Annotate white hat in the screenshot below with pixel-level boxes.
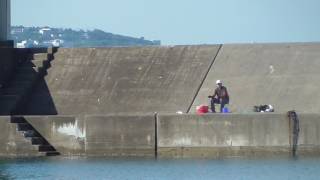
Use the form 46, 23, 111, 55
216, 80, 222, 84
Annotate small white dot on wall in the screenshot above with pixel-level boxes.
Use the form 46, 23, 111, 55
269, 65, 275, 74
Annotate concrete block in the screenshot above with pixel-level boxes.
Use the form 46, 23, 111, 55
298, 114, 320, 146
157, 113, 291, 158
85, 115, 155, 157
26, 116, 85, 156
27, 115, 155, 156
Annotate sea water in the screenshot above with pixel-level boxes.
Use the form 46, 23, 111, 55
0, 157, 320, 180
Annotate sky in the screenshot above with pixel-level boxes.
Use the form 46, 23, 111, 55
11, 0, 320, 45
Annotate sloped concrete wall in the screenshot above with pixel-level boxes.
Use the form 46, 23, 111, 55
0, 117, 39, 156
192, 43, 320, 113
24, 45, 220, 115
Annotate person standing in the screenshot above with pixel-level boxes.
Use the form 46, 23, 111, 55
208, 80, 229, 113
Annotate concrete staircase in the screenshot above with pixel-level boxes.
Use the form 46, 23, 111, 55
10, 116, 60, 156
0, 48, 56, 115
0, 47, 60, 156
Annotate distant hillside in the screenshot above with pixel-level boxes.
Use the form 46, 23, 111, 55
11, 26, 161, 48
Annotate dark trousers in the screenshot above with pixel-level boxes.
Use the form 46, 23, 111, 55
210, 98, 229, 113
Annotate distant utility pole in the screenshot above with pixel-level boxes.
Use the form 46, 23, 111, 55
0, 0, 11, 41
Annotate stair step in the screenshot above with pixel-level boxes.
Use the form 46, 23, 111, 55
16, 67, 40, 74
20, 60, 48, 68
0, 95, 19, 115
48, 47, 58, 54
13, 73, 38, 81
0, 87, 27, 95
19, 61, 34, 67
32, 53, 49, 61
17, 123, 33, 131
23, 130, 41, 138
9, 81, 33, 89
31, 137, 47, 145
29, 48, 48, 54
32, 60, 48, 68
46, 152, 60, 156
10, 116, 27, 123
39, 145, 56, 152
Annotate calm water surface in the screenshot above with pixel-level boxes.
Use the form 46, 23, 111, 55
0, 157, 320, 180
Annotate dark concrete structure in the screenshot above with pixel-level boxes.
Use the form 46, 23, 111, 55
0, 0, 11, 46
0, 48, 15, 86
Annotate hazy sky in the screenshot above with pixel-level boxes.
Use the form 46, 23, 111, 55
12, 0, 320, 45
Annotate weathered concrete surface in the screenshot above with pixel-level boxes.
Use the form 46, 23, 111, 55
157, 114, 291, 158
27, 115, 155, 156
297, 114, 320, 155
0, 117, 40, 157
24, 45, 220, 115
84, 115, 155, 156
26, 116, 85, 155
192, 43, 320, 113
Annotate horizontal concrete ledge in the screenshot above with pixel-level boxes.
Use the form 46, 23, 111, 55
158, 146, 292, 158
1, 113, 320, 158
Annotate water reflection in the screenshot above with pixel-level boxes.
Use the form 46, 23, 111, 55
0, 160, 14, 180
0, 157, 319, 180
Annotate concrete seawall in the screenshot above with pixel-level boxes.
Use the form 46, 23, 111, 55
1, 113, 320, 158
1, 43, 320, 158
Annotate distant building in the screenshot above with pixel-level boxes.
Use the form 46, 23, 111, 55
11, 26, 24, 34
39, 28, 51, 34
16, 40, 27, 48
42, 39, 64, 47
51, 39, 64, 47
152, 40, 161, 45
